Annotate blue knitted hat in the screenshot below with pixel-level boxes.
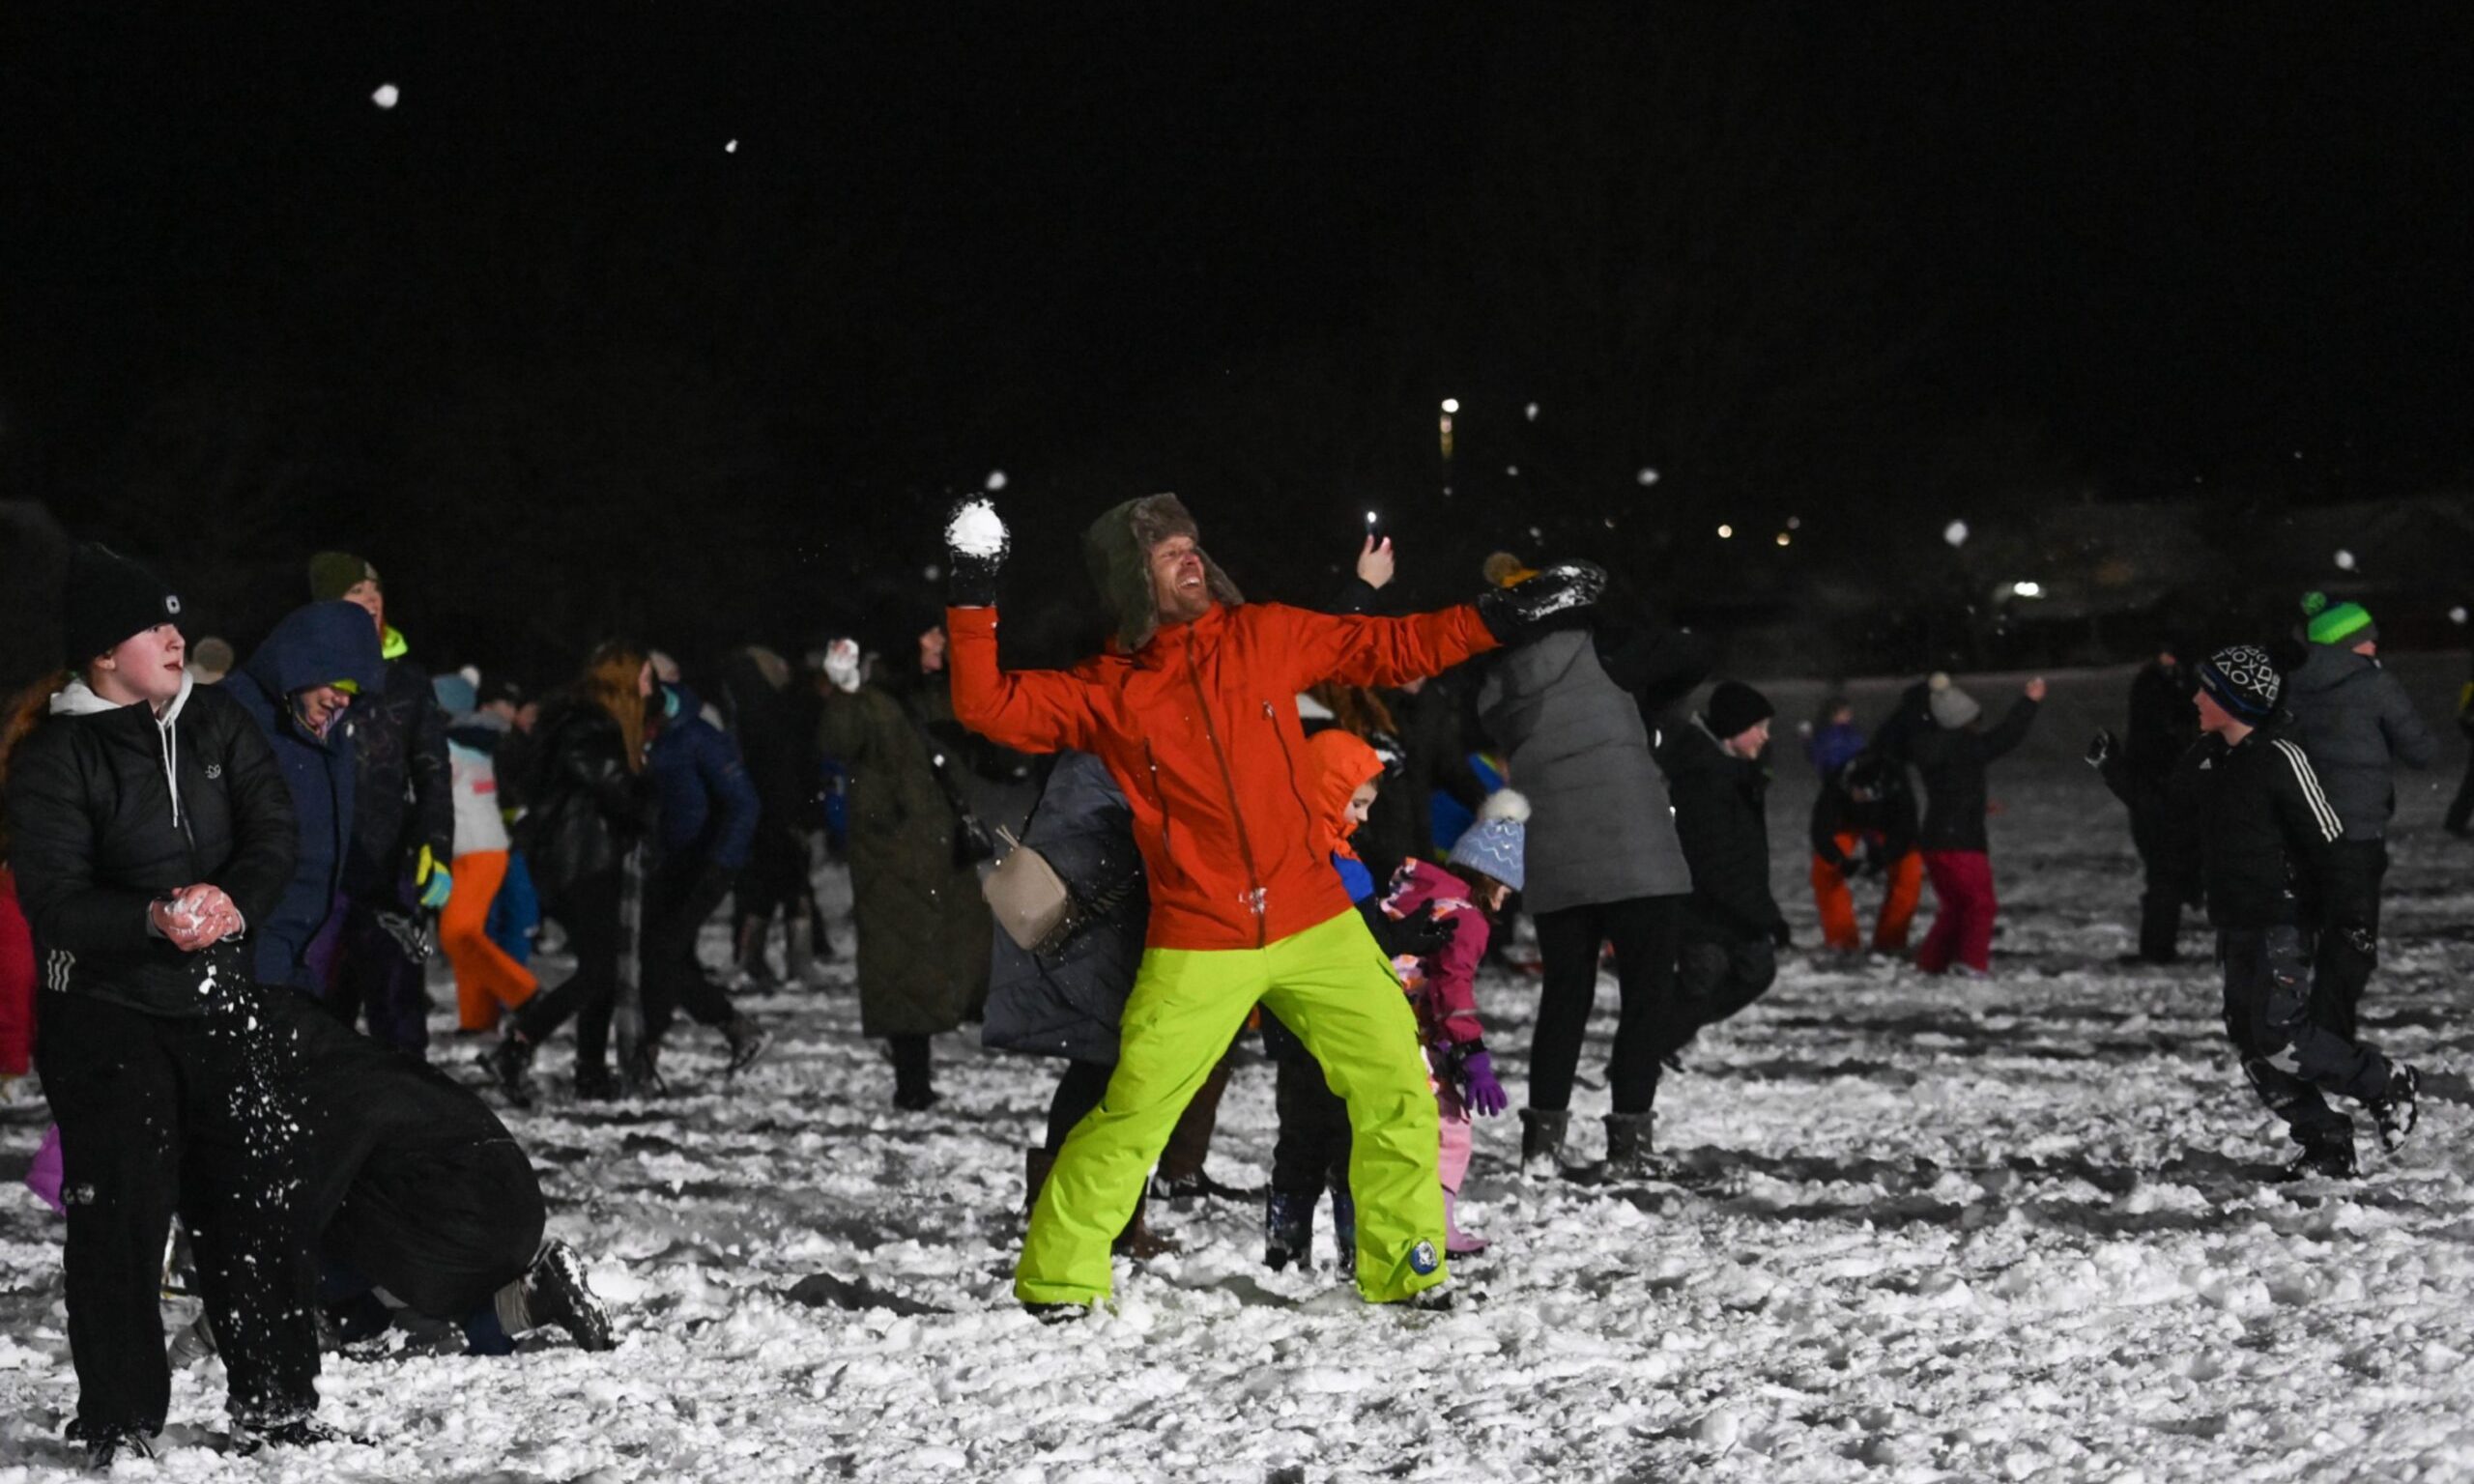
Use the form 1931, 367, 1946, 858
1447, 789, 1530, 893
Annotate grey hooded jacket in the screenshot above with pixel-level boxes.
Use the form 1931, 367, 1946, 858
1476, 627, 1691, 913
2283, 643, 2438, 839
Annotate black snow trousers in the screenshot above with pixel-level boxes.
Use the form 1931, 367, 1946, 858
1530, 894, 1684, 1116
2307, 840, 2387, 1042
1043, 1058, 1115, 1153
1663, 928, 1778, 1064
2128, 795, 2197, 962
323, 1140, 544, 1318
1264, 1008, 1351, 1200
512, 870, 626, 1080
641, 858, 739, 1046
36, 978, 321, 1434
2220, 926, 2394, 1144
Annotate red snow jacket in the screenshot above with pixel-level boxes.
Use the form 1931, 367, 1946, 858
949, 600, 1497, 952
0, 869, 34, 1076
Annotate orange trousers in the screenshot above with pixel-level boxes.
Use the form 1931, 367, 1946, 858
1811, 834, 1923, 953
440, 849, 537, 1030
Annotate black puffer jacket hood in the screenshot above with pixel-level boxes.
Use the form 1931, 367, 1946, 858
1081, 494, 1244, 654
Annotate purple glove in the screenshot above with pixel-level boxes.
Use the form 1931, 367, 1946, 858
27, 1124, 65, 1215
1456, 1049, 1508, 1118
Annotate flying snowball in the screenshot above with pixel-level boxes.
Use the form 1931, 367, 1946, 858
985, 470, 1008, 492
1524, 402, 1539, 421
1506, 466, 1519, 477
945, 499, 1009, 558
2452, 606, 2469, 625
1944, 520, 1970, 548
2333, 549, 2356, 571
725, 139, 738, 154
1636, 468, 1659, 487
371, 84, 400, 109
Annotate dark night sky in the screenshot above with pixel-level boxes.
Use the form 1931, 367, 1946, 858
5, 5, 2468, 669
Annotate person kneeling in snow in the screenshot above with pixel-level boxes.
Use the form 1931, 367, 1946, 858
942, 493, 1600, 1314
2175, 645, 2420, 1180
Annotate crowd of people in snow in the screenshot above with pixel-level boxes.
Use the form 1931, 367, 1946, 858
0, 503, 2468, 1464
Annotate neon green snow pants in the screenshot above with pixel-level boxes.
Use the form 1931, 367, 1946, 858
1016, 907, 1448, 1306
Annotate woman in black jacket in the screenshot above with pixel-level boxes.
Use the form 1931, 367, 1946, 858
1, 545, 330, 1465
487, 642, 654, 1102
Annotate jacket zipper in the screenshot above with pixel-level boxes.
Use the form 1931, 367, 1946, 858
1142, 741, 1172, 858
1267, 702, 1319, 845
1185, 632, 1268, 946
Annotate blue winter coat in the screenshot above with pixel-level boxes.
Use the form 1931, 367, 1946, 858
225, 601, 387, 990
981, 753, 1149, 1066
648, 683, 760, 870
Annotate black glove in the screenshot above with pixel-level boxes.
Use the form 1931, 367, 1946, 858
1838, 851, 1872, 880
1474, 561, 1608, 643
943, 499, 1009, 609
1769, 919, 1793, 950
2085, 729, 2117, 770
2339, 925, 2378, 963
1369, 904, 1457, 959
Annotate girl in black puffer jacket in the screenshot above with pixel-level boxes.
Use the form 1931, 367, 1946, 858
1, 545, 331, 1465
488, 642, 655, 1102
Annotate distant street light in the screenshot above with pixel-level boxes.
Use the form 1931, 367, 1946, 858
1716, 525, 1734, 539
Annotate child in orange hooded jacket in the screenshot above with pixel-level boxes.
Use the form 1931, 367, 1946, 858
1302, 731, 1521, 1257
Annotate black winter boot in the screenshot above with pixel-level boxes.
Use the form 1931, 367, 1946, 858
1603, 1112, 1657, 1177
2279, 1126, 2360, 1182
1329, 1185, 1357, 1278
2371, 1063, 2421, 1154
1264, 1189, 1314, 1270
522, 1239, 616, 1351
1518, 1108, 1570, 1176
484, 1033, 535, 1107
1023, 1147, 1056, 1220
1112, 1185, 1181, 1260
722, 1016, 773, 1075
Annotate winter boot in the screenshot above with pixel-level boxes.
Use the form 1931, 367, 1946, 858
1264, 1189, 1315, 1270
67, 1419, 158, 1469
231, 1415, 360, 1453
1023, 1147, 1056, 1220
1151, 1167, 1263, 1204
1112, 1185, 1181, 1260
1517, 1108, 1570, 1177
1443, 1190, 1489, 1257
572, 1063, 618, 1102
722, 1015, 773, 1075
484, 1033, 536, 1108
619, 1041, 666, 1099
733, 915, 779, 991
1330, 1184, 1358, 1278
1602, 1112, 1658, 1178
2371, 1063, 2421, 1153
2278, 1126, 2360, 1182
786, 914, 833, 986
519, 1239, 616, 1351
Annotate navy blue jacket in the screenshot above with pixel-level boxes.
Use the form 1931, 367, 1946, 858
649, 683, 760, 871
225, 601, 387, 989
981, 752, 1149, 1066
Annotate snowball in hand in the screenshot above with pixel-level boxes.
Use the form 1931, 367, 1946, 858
945, 499, 1009, 559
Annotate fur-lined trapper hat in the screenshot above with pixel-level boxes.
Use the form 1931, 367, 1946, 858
1082, 494, 1245, 653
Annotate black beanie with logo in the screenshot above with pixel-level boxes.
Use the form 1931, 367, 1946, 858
63, 543, 183, 667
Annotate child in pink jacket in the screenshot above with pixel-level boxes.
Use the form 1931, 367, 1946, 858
1379, 789, 1527, 1255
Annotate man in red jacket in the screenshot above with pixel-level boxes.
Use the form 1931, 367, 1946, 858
942, 493, 1598, 1312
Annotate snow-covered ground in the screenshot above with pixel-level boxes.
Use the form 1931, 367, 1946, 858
3, 662, 2470, 1481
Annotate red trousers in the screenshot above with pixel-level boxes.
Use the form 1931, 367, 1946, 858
1914, 849, 1997, 975
1809, 835, 1923, 953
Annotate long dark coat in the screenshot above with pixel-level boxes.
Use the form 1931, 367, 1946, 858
817, 673, 991, 1038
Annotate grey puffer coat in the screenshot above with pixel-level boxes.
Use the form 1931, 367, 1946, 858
1476, 627, 1691, 914
2284, 644, 2438, 840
